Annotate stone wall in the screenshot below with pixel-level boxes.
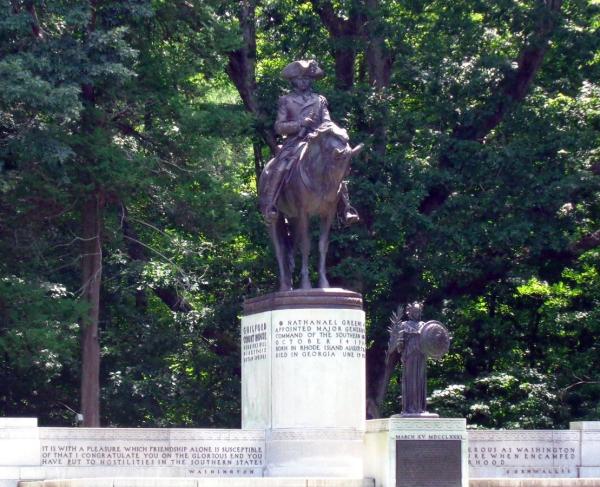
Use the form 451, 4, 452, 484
468, 422, 600, 478
470, 481, 600, 487
0, 419, 265, 487
2, 419, 599, 487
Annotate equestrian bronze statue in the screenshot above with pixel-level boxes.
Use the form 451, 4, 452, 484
259, 60, 363, 291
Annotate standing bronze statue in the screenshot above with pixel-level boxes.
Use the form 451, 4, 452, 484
386, 302, 451, 417
259, 60, 363, 291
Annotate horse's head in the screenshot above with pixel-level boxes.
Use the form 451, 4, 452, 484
310, 123, 363, 168
300, 124, 363, 196
334, 142, 364, 161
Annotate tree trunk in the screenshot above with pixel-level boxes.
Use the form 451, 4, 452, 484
310, 0, 360, 91
226, 0, 278, 158
364, 0, 393, 160
333, 43, 356, 91
80, 192, 103, 427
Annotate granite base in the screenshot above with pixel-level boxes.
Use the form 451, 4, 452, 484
364, 417, 469, 487
242, 289, 366, 477
17, 479, 374, 487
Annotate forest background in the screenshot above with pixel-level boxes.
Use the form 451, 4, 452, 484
0, 0, 599, 429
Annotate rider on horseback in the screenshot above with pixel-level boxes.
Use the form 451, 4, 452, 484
259, 60, 360, 226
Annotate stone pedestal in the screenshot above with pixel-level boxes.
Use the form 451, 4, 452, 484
364, 417, 468, 487
570, 422, 600, 478
19, 479, 375, 487
0, 418, 40, 487
241, 289, 366, 477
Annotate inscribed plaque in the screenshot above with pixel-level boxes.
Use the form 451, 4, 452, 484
396, 439, 461, 487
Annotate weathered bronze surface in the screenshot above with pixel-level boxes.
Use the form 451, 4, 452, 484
258, 60, 363, 291
387, 302, 451, 417
396, 439, 462, 486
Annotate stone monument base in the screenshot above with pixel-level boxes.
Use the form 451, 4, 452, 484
391, 412, 439, 419
264, 428, 364, 477
18, 479, 375, 487
241, 288, 366, 477
364, 417, 468, 487
469, 481, 600, 487
4, 419, 600, 486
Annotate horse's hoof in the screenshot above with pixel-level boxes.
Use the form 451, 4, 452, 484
318, 278, 330, 288
301, 280, 312, 290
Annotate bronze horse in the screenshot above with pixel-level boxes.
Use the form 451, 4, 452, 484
261, 124, 363, 291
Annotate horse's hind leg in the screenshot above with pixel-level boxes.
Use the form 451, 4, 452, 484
295, 212, 311, 289
270, 215, 292, 291
318, 211, 335, 288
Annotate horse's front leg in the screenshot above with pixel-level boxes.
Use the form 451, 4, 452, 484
296, 212, 311, 289
318, 210, 335, 288
270, 215, 292, 291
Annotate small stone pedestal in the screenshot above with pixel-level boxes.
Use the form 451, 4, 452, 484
241, 289, 366, 477
364, 417, 468, 487
570, 421, 600, 478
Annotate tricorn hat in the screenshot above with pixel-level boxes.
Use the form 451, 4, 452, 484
281, 60, 325, 80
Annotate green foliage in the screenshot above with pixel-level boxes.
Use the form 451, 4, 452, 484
0, 276, 83, 424
423, 250, 600, 427
429, 369, 562, 429
0, 0, 247, 425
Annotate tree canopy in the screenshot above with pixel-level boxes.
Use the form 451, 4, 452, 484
1, 0, 599, 428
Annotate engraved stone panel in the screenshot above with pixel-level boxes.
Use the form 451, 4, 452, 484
241, 311, 271, 429
241, 292, 366, 477
396, 440, 461, 487
241, 301, 366, 431
468, 430, 580, 478
270, 307, 365, 429
37, 429, 265, 478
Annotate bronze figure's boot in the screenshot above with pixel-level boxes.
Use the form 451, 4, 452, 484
339, 181, 359, 225
261, 167, 285, 224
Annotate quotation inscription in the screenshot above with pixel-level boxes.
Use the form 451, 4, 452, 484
468, 443, 578, 477
40, 441, 264, 476
274, 318, 365, 359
